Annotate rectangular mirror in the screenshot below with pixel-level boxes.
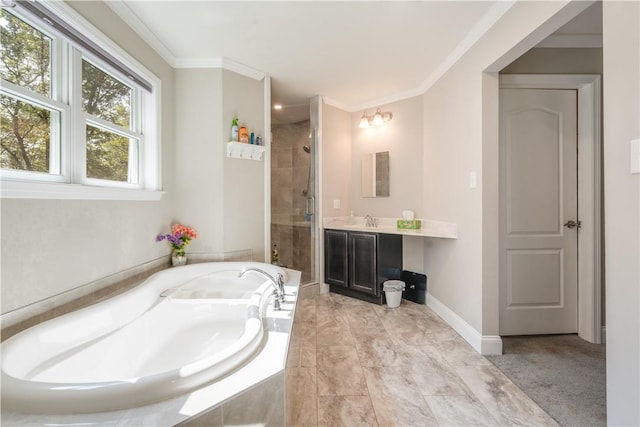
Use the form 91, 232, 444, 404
362, 151, 389, 197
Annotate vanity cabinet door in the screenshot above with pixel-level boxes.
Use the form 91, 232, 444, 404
349, 232, 378, 295
324, 230, 348, 288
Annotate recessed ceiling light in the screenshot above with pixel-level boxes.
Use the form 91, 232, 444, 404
273, 104, 283, 110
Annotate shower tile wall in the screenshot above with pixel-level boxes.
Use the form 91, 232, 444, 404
271, 120, 312, 283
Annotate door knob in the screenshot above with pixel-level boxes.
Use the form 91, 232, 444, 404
564, 220, 581, 229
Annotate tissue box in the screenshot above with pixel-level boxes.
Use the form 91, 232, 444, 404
397, 219, 421, 230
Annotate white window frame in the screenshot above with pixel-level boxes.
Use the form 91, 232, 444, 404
0, 1, 162, 201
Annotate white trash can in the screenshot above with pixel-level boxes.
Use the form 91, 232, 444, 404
383, 280, 405, 308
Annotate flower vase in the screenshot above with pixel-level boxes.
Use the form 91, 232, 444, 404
171, 253, 187, 267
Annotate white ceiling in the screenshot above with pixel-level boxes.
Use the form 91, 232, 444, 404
108, 1, 510, 113
107, 1, 601, 123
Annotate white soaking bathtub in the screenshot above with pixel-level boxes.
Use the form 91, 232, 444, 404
1, 262, 287, 414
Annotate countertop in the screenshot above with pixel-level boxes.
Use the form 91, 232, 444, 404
323, 217, 458, 239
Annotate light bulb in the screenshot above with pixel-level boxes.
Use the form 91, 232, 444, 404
359, 113, 370, 129
372, 109, 384, 126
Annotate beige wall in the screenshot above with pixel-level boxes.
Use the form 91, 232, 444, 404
222, 70, 267, 261
1, 1, 175, 314
174, 68, 224, 254
602, 1, 640, 424
350, 96, 424, 219
321, 103, 352, 218
174, 69, 267, 262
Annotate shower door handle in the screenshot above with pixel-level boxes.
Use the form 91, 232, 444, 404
305, 197, 315, 217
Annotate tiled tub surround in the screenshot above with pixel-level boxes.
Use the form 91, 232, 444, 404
286, 293, 558, 426
1, 264, 301, 426
1, 257, 169, 341
1, 249, 253, 341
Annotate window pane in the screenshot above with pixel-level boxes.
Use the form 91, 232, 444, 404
86, 125, 134, 182
0, 10, 51, 97
1, 94, 57, 173
82, 60, 131, 129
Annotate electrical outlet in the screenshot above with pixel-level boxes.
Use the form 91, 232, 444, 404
333, 199, 341, 209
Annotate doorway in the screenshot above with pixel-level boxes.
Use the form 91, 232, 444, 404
498, 74, 602, 343
499, 87, 579, 335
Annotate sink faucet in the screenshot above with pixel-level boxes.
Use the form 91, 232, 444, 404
365, 214, 378, 227
238, 267, 285, 309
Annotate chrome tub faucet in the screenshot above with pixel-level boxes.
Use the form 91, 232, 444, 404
238, 267, 285, 309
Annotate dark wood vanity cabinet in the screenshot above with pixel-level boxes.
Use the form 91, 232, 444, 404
324, 229, 349, 288
349, 232, 378, 295
324, 229, 402, 304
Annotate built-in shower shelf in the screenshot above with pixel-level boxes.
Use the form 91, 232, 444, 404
227, 142, 265, 161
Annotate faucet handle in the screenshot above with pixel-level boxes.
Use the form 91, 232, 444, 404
276, 273, 286, 301
272, 291, 281, 310
364, 214, 377, 227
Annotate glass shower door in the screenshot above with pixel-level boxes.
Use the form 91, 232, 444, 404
270, 108, 318, 285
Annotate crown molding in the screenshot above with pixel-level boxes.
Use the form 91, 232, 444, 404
107, 0, 516, 112
172, 58, 223, 69
335, 1, 516, 113
536, 34, 602, 48
220, 57, 267, 80
321, 97, 351, 112
106, 2, 266, 80
347, 86, 426, 113
173, 57, 266, 80
106, 1, 178, 67
417, 1, 515, 95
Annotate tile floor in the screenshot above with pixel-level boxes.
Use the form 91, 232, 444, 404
285, 292, 559, 426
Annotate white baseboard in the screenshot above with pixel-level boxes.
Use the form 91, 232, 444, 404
480, 336, 503, 355
298, 283, 320, 299
426, 293, 502, 355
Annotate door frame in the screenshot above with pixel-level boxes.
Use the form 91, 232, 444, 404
499, 74, 602, 344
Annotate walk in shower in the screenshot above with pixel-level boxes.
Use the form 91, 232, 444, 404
270, 106, 317, 284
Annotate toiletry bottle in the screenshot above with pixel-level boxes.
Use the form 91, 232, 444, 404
231, 118, 239, 142
271, 244, 279, 264
239, 126, 249, 143
348, 211, 355, 224
250, 132, 255, 145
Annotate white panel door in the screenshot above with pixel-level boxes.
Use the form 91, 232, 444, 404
499, 88, 578, 335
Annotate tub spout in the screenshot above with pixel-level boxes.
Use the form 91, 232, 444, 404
238, 267, 285, 306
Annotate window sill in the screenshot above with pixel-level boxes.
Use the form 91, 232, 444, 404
0, 180, 165, 201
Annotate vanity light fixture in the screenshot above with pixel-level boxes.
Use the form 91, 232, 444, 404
273, 104, 283, 110
359, 108, 393, 128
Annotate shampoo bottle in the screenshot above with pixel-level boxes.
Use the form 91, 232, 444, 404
231, 118, 239, 142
